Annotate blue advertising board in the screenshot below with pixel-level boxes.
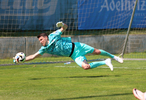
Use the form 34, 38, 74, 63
78, 0, 146, 30
0, 0, 146, 30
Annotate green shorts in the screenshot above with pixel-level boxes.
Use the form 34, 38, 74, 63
71, 42, 94, 67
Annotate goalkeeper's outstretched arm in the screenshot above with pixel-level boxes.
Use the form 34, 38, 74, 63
13, 52, 41, 63
25, 52, 41, 62
56, 21, 68, 33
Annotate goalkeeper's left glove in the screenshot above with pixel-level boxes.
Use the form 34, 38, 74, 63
13, 56, 19, 64
56, 21, 64, 28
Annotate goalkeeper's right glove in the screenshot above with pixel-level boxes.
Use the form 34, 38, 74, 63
56, 21, 64, 28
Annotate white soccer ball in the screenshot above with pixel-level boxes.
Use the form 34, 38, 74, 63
15, 52, 26, 62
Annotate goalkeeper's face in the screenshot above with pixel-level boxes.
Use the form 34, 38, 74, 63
38, 36, 48, 46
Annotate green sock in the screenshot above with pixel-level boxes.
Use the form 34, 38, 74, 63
89, 61, 105, 69
99, 49, 114, 58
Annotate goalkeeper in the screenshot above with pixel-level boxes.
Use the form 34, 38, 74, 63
14, 22, 123, 71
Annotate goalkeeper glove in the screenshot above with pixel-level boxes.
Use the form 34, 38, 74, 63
56, 21, 64, 28
13, 56, 19, 64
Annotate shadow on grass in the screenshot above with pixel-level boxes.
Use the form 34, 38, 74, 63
29, 74, 131, 80
64, 74, 121, 78
48, 93, 132, 100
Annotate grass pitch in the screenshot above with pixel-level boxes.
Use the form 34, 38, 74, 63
0, 60, 146, 100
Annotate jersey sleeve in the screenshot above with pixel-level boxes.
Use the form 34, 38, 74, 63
55, 29, 62, 35
50, 29, 62, 37
49, 29, 62, 44
38, 46, 47, 55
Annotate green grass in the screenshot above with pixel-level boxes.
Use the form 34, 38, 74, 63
0, 60, 146, 100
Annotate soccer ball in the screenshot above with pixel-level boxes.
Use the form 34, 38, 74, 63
15, 52, 26, 62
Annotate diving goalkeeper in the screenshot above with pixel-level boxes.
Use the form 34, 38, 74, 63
14, 22, 123, 71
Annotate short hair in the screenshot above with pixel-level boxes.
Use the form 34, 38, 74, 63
37, 33, 48, 38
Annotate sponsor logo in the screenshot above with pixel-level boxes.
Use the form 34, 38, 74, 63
0, 0, 58, 16
99, 0, 146, 12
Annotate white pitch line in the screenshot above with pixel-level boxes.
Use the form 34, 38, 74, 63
55, 66, 146, 69
55, 66, 78, 67
100, 67, 146, 69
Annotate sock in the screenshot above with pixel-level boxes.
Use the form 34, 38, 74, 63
113, 56, 119, 60
89, 61, 105, 69
99, 49, 114, 58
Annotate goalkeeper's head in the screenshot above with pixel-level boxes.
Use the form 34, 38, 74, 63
37, 33, 48, 46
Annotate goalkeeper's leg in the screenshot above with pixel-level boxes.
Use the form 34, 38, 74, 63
92, 48, 123, 63
74, 56, 113, 71
89, 58, 113, 71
